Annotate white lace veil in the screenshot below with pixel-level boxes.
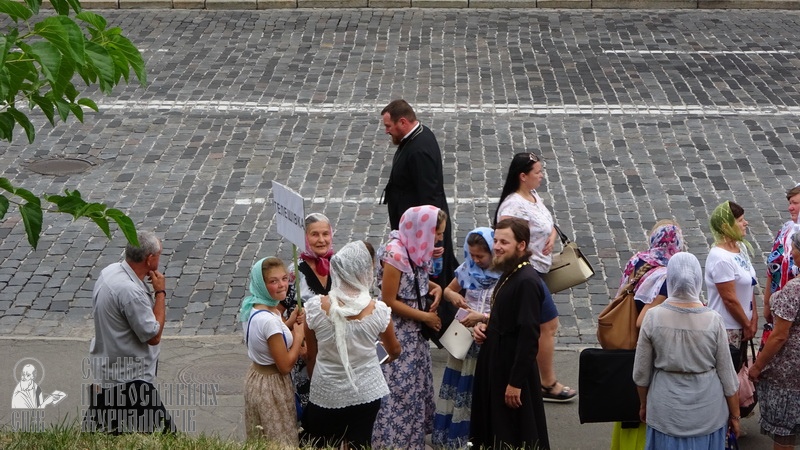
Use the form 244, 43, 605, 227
328, 241, 374, 392
666, 252, 703, 303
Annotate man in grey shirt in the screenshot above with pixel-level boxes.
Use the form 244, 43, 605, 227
83, 231, 173, 434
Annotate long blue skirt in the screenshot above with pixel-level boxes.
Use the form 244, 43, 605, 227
644, 425, 726, 450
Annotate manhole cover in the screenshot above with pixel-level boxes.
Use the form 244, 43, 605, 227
176, 354, 250, 396
27, 158, 94, 175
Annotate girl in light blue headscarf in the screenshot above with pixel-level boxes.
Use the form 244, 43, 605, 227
240, 257, 305, 445
433, 227, 501, 448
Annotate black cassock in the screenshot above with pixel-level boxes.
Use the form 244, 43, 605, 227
470, 264, 550, 450
383, 123, 458, 289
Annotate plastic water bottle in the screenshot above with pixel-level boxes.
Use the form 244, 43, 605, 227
431, 241, 444, 277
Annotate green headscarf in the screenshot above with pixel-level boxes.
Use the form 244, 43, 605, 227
709, 201, 754, 256
238, 257, 280, 322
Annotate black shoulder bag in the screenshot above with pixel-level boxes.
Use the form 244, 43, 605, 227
406, 248, 443, 348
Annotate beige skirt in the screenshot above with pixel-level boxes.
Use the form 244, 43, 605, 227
244, 363, 299, 447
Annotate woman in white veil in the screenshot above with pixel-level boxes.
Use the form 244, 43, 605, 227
633, 252, 740, 449
302, 241, 401, 449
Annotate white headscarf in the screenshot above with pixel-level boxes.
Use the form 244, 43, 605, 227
328, 241, 373, 392
666, 252, 703, 303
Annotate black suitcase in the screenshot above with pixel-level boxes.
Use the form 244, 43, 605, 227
578, 348, 641, 424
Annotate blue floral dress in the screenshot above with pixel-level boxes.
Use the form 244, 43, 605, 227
372, 263, 435, 450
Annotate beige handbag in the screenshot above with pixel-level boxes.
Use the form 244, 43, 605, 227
540, 226, 595, 294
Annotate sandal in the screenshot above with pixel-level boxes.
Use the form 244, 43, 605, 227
541, 381, 577, 403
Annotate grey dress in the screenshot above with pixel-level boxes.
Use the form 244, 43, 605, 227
633, 301, 739, 437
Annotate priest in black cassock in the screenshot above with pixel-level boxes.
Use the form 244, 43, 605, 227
470, 217, 550, 450
380, 99, 459, 340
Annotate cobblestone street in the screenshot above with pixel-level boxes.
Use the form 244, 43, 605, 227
2, 9, 800, 346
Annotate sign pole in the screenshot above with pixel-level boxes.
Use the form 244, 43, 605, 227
293, 244, 301, 310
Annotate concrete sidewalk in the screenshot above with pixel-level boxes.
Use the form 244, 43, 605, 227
0, 337, 769, 449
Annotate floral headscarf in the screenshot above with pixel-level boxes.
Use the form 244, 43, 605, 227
300, 213, 334, 277
454, 227, 501, 290
383, 205, 440, 274
239, 257, 280, 322
621, 222, 685, 281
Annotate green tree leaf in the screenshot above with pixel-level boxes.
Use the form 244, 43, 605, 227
14, 187, 41, 206
20, 202, 43, 249
0, 0, 33, 21
107, 208, 138, 246
77, 97, 98, 111
76, 10, 105, 31
54, 15, 86, 65
0, 30, 17, 68
31, 93, 56, 125
107, 34, 146, 85
0, 194, 8, 220
0, 178, 13, 192
8, 107, 35, 144
46, 191, 86, 217
5, 53, 38, 99
0, 112, 14, 141
34, 17, 74, 64
76, 201, 105, 218
48, 0, 69, 15
64, 0, 81, 14
90, 215, 110, 238
54, 97, 70, 121
24, 0, 41, 15
28, 41, 62, 87
84, 41, 115, 93
69, 102, 83, 122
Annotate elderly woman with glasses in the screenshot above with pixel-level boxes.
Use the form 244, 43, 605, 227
765, 184, 800, 324
494, 152, 576, 403
749, 229, 800, 450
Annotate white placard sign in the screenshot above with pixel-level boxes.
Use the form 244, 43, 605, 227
271, 181, 306, 249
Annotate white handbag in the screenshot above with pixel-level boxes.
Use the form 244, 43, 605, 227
440, 289, 489, 360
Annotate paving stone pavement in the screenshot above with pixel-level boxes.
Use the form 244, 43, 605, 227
2, 9, 800, 347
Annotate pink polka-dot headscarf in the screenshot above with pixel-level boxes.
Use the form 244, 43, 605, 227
383, 205, 441, 274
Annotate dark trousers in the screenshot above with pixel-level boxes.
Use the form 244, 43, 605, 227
83, 380, 175, 434
302, 399, 381, 449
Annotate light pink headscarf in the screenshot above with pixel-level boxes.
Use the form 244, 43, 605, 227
383, 205, 440, 274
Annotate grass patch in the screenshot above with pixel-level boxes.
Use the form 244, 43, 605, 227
0, 424, 293, 450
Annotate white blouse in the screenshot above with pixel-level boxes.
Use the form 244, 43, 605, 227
497, 191, 555, 273
305, 295, 392, 409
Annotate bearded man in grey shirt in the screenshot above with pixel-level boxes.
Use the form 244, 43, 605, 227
83, 230, 174, 434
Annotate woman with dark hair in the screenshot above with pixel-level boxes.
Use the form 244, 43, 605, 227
749, 231, 800, 450
372, 205, 445, 450
494, 152, 576, 403
765, 184, 800, 323
706, 201, 758, 368
433, 227, 501, 448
